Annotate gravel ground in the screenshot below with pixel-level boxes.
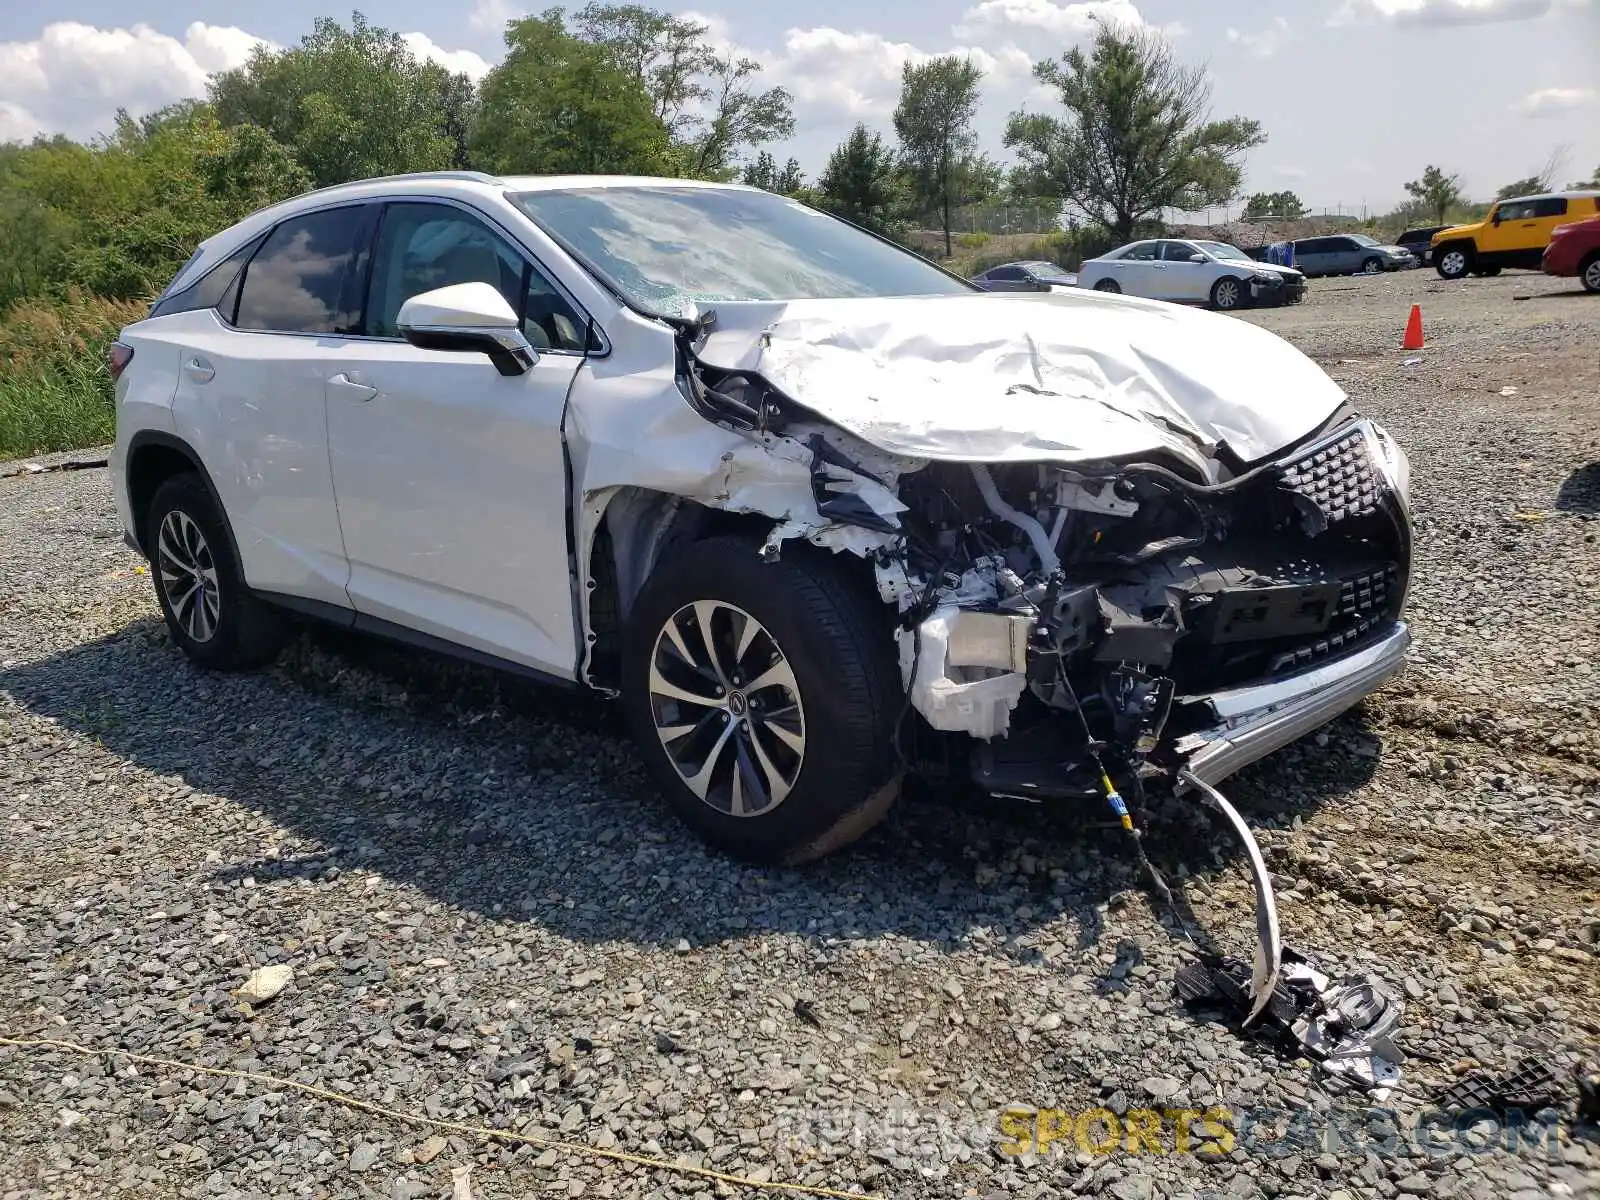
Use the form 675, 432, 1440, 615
2, 268, 1598, 1200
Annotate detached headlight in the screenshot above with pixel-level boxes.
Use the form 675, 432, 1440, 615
1366, 421, 1411, 506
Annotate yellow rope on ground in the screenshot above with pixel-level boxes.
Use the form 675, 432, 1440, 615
0, 1035, 878, 1200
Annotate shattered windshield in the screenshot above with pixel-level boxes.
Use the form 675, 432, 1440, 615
512, 186, 973, 318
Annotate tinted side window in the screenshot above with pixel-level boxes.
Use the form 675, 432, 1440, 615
987, 266, 1024, 281
150, 235, 264, 320
1530, 197, 1568, 218
1121, 243, 1158, 261
367, 202, 587, 352
1296, 238, 1324, 254
235, 207, 366, 334
1160, 241, 1196, 261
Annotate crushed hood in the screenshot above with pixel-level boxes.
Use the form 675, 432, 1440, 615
693, 291, 1347, 470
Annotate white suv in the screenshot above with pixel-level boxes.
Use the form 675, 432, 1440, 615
112, 170, 1415, 870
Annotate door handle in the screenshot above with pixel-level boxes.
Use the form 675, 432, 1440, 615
328, 372, 378, 401
182, 356, 215, 384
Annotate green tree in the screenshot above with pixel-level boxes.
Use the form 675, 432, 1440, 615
1403, 166, 1464, 225
1494, 177, 1542, 201
575, 4, 793, 179
818, 123, 903, 235
471, 10, 671, 175
1569, 165, 1600, 189
209, 12, 461, 187
742, 151, 804, 193
1005, 24, 1264, 241
687, 55, 794, 178
893, 55, 984, 257
0, 105, 309, 305
1244, 190, 1305, 219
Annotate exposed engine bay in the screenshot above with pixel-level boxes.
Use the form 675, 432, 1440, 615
674, 330, 1411, 802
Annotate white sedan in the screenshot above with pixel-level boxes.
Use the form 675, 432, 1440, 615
1077, 238, 1306, 310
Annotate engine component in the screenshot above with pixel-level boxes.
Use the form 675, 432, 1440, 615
898, 606, 1030, 739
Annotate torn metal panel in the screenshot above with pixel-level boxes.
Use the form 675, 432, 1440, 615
692, 292, 1347, 469
1180, 770, 1282, 1027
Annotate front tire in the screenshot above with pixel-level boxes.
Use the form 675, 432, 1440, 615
623, 535, 902, 865
1436, 244, 1473, 280
145, 474, 285, 671
1581, 252, 1600, 294
1210, 276, 1244, 310
1361, 257, 1384, 275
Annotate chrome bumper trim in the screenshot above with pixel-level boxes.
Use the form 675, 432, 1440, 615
1175, 622, 1412, 789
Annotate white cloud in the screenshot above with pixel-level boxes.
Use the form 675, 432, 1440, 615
954, 0, 1146, 39
469, 0, 524, 35
0, 21, 270, 141
1226, 17, 1295, 57
1330, 0, 1568, 25
1517, 86, 1598, 116
401, 33, 494, 81
0, 20, 494, 143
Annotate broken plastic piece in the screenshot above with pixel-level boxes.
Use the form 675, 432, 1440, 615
898, 606, 1029, 739
1434, 1059, 1562, 1116
1179, 770, 1282, 1026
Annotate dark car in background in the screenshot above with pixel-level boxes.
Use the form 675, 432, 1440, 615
1397, 226, 1446, 267
1294, 235, 1413, 277
973, 260, 1077, 292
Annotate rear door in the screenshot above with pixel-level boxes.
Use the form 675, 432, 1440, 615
323, 199, 590, 677
1294, 238, 1328, 276
167, 203, 372, 607
1109, 241, 1161, 296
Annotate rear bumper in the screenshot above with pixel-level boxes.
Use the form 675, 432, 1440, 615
1174, 622, 1412, 788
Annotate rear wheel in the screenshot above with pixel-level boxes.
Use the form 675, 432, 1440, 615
145, 474, 285, 671
1093, 279, 1121, 294
1436, 244, 1473, 280
1581, 253, 1600, 294
1210, 277, 1244, 310
623, 536, 902, 865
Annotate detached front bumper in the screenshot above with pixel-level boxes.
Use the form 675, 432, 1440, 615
1251, 275, 1305, 305
1173, 621, 1412, 788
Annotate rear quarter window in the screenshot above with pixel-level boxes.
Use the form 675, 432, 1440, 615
235, 205, 369, 334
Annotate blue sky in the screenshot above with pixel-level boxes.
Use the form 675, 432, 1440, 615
3, 0, 1598, 213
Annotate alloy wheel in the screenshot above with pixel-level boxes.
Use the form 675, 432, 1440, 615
647, 600, 806, 818
1440, 250, 1467, 278
1584, 259, 1600, 292
1215, 280, 1240, 309
1363, 259, 1383, 274
157, 509, 221, 643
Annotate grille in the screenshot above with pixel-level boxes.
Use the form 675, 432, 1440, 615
1268, 561, 1399, 677
1280, 427, 1381, 524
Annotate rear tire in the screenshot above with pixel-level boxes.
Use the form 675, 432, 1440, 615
1093, 279, 1121, 294
1581, 252, 1600, 294
623, 535, 902, 865
145, 474, 285, 671
1436, 244, 1473, 280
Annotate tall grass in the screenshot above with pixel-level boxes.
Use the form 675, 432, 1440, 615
0, 293, 145, 459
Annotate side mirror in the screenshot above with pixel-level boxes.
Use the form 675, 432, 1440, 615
1188, 253, 1207, 264
398, 282, 536, 377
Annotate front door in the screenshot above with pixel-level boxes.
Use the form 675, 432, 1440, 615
1158, 241, 1209, 301
325, 200, 593, 678
1479, 199, 1547, 265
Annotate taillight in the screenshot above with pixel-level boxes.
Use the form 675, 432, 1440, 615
107, 342, 134, 380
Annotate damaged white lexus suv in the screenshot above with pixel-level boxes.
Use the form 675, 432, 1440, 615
111, 171, 1414, 868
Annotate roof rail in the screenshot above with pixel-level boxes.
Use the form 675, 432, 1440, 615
304, 169, 506, 195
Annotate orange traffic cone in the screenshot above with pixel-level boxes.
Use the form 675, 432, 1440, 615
1402, 304, 1425, 350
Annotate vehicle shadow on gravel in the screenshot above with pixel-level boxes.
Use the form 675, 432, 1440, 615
0, 620, 1383, 964
1556, 463, 1600, 515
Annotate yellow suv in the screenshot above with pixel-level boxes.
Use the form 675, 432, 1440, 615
1432, 190, 1600, 279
